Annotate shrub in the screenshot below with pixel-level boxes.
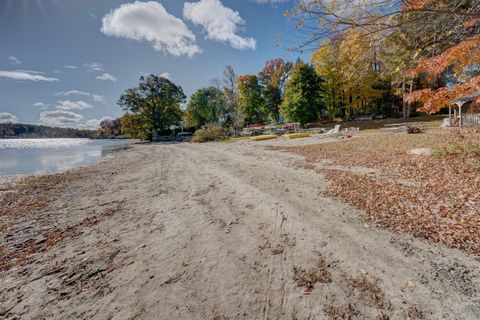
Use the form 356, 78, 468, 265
192, 125, 227, 143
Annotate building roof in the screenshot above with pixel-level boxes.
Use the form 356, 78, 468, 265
452, 91, 480, 104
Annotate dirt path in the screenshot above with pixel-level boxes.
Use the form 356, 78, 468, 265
1, 142, 479, 319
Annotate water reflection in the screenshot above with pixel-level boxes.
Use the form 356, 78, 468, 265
0, 139, 129, 176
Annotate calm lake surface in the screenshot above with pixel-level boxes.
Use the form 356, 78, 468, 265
0, 139, 129, 176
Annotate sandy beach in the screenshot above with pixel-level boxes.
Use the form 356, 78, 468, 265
1, 140, 479, 319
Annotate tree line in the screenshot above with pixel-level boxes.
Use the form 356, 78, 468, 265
291, 0, 480, 116
117, 60, 327, 140
0, 123, 93, 139
116, 0, 480, 140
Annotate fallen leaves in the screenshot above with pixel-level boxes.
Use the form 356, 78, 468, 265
281, 130, 480, 255
293, 258, 332, 295
0, 169, 124, 272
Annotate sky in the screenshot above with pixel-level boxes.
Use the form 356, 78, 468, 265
0, 0, 304, 129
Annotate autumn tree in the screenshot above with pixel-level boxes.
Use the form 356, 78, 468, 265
404, 25, 480, 112
120, 113, 146, 139
118, 74, 185, 141
258, 58, 293, 122
291, 0, 480, 115
311, 42, 343, 117
280, 62, 324, 126
311, 30, 387, 118
237, 75, 265, 124
290, 0, 479, 52
94, 118, 122, 138
184, 87, 226, 129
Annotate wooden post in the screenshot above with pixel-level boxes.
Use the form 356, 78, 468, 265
459, 103, 463, 128
449, 106, 452, 126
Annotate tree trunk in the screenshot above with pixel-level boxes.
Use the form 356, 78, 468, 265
407, 79, 414, 118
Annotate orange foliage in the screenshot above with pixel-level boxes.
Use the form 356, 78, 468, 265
405, 35, 480, 80
464, 18, 479, 28
401, 0, 436, 10
405, 77, 480, 113
237, 74, 258, 89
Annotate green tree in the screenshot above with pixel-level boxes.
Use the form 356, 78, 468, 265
120, 113, 146, 139
258, 58, 293, 122
237, 74, 265, 124
280, 62, 324, 126
118, 74, 185, 141
184, 86, 226, 129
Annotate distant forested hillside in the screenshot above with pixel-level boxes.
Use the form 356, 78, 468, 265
0, 123, 94, 138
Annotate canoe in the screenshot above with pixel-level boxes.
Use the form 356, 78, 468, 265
282, 133, 310, 139
250, 135, 278, 141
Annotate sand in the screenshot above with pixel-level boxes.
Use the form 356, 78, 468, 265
1, 140, 479, 319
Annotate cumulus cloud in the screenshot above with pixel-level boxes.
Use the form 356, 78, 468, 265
101, 1, 201, 57
83, 116, 115, 129
55, 90, 105, 103
0, 112, 18, 123
160, 72, 171, 79
33, 102, 49, 109
0, 70, 59, 82
96, 73, 117, 82
8, 56, 22, 65
183, 0, 256, 50
55, 100, 94, 111
38, 110, 84, 127
84, 62, 105, 72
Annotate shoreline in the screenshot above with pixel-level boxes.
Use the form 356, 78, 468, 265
0, 139, 133, 179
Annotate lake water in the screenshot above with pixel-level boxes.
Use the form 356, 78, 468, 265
0, 139, 130, 176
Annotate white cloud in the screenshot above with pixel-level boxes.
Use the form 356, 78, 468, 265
55, 90, 106, 103
33, 102, 49, 109
0, 112, 18, 123
101, 1, 201, 57
0, 70, 59, 82
8, 56, 22, 65
250, 0, 289, 3
55, 100, 93, 111
64, 65, 78, 69
160, 72, 171, 79
84, 62, 105, 72
183, 0, 256, 50
38, 110, 84, 127
56, 90, 90, 97
96, 73, 117, 82
83, 116, 114, 129
92, 94, 106, 103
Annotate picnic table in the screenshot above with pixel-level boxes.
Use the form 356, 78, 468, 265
381, 122, 426, 134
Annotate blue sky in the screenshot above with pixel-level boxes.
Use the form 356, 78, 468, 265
0, 0, 304, 128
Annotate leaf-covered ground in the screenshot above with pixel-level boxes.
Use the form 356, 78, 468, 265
278, 129, 480, 255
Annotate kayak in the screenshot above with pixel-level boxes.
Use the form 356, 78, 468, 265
282, 133, 310, 139
250, 135, 278, 141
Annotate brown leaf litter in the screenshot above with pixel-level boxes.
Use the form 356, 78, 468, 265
274, 129, 480, 255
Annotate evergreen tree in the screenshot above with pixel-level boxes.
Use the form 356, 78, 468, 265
280, 62, 324, 126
